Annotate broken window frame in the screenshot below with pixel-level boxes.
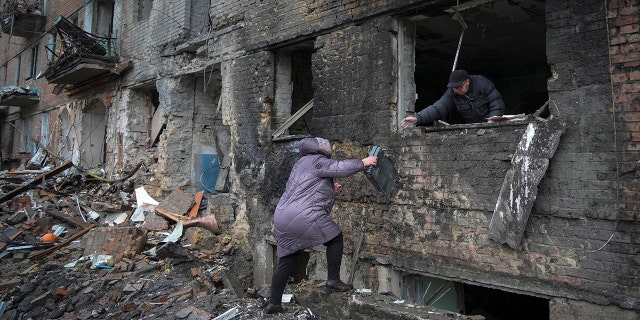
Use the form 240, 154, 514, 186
27, 44, 38, 79
271, 42, 315, 141
84, 0, 115, 39
397, 0, 550, 130
272, 99, 313, 140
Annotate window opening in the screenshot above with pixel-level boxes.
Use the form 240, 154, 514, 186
95, 0, 115, 38
272, 41, 315, 140
13, 55, 21, 85
402, 273, 549, 319
138, 0, 154, 21
400, 0, 549, 126
28, 45, 38, 79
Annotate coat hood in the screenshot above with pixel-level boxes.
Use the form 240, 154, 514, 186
299, 137, 332, 157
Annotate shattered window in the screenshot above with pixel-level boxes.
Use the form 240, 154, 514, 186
272, 41, 315, 140
399, 0, 549, 128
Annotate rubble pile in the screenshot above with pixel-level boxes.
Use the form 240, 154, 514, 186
0, 161, 323, 319
0, 159, 482, 320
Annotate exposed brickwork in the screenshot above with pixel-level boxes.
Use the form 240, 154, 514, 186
608, 0, 640, 223
312, 18, 395, 144
81, 226, 148, 259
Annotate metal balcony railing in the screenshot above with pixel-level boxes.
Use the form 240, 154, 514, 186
0, 0, 46, 38
43, 16, 118, 83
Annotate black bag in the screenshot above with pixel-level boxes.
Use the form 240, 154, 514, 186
364, 146, 398, 197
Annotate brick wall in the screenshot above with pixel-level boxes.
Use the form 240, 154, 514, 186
608, 0, 640, 218
224, 0, 639, 315
312, 18, 396, 144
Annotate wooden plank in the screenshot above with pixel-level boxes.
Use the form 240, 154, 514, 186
0, 161, 73, 205
272, 99, 313, 139
189, 191, 204, 219
29, 224, 95, 261
0, 229, 23, 253
47, 207, 91, 228
155, 207, 184, 222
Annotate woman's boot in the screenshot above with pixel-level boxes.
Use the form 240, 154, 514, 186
325, 279, 354, 294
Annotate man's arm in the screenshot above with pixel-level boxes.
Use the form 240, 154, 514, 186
478, 76, 505, 117
413, 90, 456, 125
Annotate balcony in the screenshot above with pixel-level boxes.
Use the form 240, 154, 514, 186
0, 0, 46, 38
43, 16, 118, 86
0, 86, 39, 107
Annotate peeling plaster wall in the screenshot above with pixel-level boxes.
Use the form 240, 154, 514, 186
104, 89, 154, 176
155, 77, 196, 191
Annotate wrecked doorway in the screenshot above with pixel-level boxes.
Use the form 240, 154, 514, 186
80, 99, 107, 169
400, 0, 549, 124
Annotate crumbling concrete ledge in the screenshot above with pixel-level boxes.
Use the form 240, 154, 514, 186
349, 293, 484, 320
296, 284, 483, 319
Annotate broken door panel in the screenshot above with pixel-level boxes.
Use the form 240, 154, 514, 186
80, 100, 107, 169
489, 117, 567, 249
195, 153, 220, 194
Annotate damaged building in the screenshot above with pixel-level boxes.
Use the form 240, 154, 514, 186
0, 0, 638, 319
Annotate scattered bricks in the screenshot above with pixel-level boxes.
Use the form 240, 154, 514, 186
81, 227, 148, 257
141, 212, 169, 231
9, 196, 31, 212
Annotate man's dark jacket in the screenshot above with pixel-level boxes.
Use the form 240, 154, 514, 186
415, 75, 505, 124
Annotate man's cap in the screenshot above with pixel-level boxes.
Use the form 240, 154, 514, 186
447, 69, 469, 88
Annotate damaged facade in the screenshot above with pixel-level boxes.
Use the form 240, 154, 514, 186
0, 0, 638, 319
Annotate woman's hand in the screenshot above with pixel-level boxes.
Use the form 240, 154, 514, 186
362, 156, 378, 167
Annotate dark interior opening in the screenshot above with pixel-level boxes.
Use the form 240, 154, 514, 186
411, 0, 549, 124
403, 273, 549, 319
463, 283, 549, 320
289, 46, 314, 135
271, 244, 310, 284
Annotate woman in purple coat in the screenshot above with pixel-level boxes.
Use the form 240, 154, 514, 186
264, 137, 378, 314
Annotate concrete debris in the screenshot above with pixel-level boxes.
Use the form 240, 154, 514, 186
0, 163, 484, 319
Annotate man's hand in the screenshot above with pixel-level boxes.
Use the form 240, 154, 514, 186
401, 116, 417, 128
334, 183, 342, 193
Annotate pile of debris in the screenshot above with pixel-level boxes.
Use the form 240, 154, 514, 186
0, 159, 325, 319
0, 159, 484, 319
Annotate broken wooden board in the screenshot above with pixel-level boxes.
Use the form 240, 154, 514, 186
189, 191, 204, 219
0, 229, 23, 254
488, 117, 567, 249
47, 207, 91, 228
0, 161, 73, 205
156, 190, 194, 217
29, 224, 96, 261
